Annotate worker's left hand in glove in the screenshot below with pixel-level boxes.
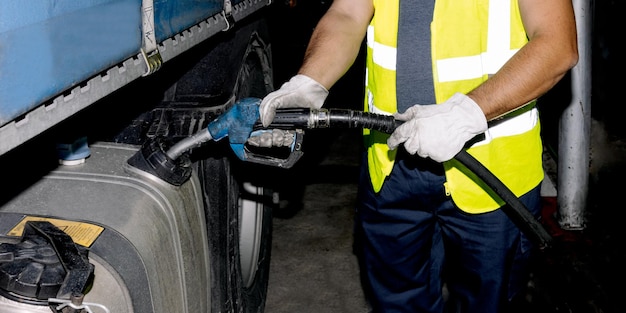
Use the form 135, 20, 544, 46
259, 74, 328, 127
387, 93, 488, 162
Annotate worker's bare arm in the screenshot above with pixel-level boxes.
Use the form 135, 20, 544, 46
298, 0, 374, 89
468, 0, 578, 120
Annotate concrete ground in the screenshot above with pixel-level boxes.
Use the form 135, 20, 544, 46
264, 127, 370, 313
263, 39, 372, 311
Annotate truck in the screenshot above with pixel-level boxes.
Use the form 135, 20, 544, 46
0, 0, 280, 312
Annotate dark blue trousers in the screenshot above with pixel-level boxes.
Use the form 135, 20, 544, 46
355, 151, 541, 313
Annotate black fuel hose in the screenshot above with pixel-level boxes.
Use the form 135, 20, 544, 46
264, 108, 553, 250
257, 108, 400, 132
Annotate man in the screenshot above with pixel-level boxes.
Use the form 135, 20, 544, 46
260, 0, 578, 311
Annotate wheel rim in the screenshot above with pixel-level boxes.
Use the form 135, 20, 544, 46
238, 182, 264, 288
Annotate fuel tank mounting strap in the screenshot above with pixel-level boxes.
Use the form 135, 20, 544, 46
141, 0, 162, 76
222, 0, 236, 31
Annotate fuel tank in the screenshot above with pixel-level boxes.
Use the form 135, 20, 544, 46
0, 142, 212, 313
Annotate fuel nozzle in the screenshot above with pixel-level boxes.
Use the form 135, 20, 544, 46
127, 98, 265, 184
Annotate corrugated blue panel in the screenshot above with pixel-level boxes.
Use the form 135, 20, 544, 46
153, 0, 223, 42
0, 0, 142, 126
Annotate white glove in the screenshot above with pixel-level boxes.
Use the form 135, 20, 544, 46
259, 74, 328, 127
387, 93, 488, 162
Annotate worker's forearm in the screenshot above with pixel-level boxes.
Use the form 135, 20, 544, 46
468, 37, 578, 121
298, 7, 370, 90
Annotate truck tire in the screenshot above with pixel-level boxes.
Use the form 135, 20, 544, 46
198, 155, 272, 313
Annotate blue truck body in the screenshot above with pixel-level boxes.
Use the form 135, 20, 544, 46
0, 0, 142, 125
0, 0, 269, 155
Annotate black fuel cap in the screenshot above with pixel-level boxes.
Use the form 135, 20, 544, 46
0, 221, 93, 305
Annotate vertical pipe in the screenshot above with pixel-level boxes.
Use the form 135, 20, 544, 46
557, 0, 592, 230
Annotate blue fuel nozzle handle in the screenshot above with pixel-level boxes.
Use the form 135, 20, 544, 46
207, 97, 261, 160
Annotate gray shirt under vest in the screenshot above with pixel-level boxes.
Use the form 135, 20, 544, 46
396, 0, 436, 112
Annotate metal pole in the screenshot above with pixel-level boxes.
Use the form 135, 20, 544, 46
557, 0, 592, 230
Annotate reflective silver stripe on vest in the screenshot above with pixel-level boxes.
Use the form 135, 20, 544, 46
367, 25, 396, 115
367, 26, 397, 71
472, 108, 538, 147
436, 50, 519, 82
437, 0, 515, 81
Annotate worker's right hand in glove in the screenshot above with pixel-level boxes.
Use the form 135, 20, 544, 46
387, 93, 488, 162
259, 74, 329, 127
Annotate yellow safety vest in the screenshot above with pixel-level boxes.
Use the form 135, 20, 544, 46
364, 0, 544, 213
